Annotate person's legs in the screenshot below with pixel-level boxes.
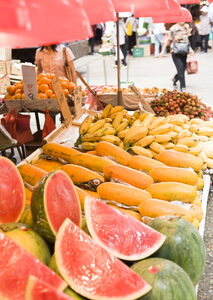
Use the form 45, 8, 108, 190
204, 34, 209, 53
128, 36, 132, 54
154, 34, 160, 57
120, 44, 127, 66
171, 53, 187, 89
200, 35, 204, 52
132, 31, 137, 48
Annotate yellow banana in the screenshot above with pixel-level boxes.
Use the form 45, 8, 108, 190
100, 135, 121, 146
198, 135, 209, 142
109, 105, 124, 117
141, 114, 155, 129
135, 135, 155, 147
79, 115, 93, 135
133, 110, 141, 119
149, 149, 160, 160
123, 112, 131, 120
104, 118, 112, 123
167, 131, 178, 139
102, 104, 113, 118
168, 116, 185, 126
177, 138, 199, 148
112, 111, 124, 130
173, 125, 183, 133
200, 121, 213, 128
124, 125, 148, 144
161, 142, 174, 149
118, 128, 130, 139
177, 129, 192, 139
131, 146, 153, 158
103, 127, 116, 136
181, 123, 190, 130
139, 112, 149, 122
188, 147, 201, 156
132, 119, 141, 127
154, 134, 172, 143
87, 119, 106, 133
198, 151, 207, 169
149, 124, 173, 135
119, 141, 124, 149
197, 127, 213, 137
93, 113, 103, 122
149, 142, 165, 153
129, 117, 136, 126
81, 142, 97, 150
149, 117, 166, 130
173, 144, 189, 153
116, 119, 129, 133
82, 128, 107, 142
207, 157, 213, 168
190, 118, 204, 125
104, 122, 113, 128
190, 124, 200, 133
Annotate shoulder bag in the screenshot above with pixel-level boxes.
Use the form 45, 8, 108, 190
173, 41, 189, 55
63, 47, 72, 81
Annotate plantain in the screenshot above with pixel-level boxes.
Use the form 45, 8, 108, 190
124, 125, 148, 145
81, 142, 97, 151
117, 128, 130, 139
100, 135, 121, 146
116, 119, 129, 133
149, 124, 173, 135
87, 119, 106, 133
112, 111, 124, 130
154, 134, 172, 143
82, 128, 107, 142
131, 146, 153, 158
103, 127, 116, 136
102, 104, 113, 118
135, 135, 155, 147
79, 115, 93, 135
149, 142, 165, 154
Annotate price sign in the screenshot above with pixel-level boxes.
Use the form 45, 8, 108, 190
52, 76, 72, 127
73, 86, 83, 119
22, 64, 38, 100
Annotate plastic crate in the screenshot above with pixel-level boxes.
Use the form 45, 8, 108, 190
133, 47, 144, 58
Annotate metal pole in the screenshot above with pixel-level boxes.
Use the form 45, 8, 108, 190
116, 12, 122, 105
103, 57, 107, 85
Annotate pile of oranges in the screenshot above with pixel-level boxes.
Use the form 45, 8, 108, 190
4, 73, 86, 100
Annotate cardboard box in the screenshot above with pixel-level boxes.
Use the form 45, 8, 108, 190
0, 75, 10, 94
22, 63, 38, 100
0, 61, 6, 75
0, 48, 12, 60
133, 46, 144, 58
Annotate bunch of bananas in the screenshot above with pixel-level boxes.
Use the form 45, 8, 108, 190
76, 104, 213, 168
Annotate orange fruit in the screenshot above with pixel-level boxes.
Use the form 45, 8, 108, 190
14, 83, 22, 91
82, 90, 86, 97
38, 73, 47, 80
68, 82, 75, 93
46, 73, 54, 79
20, 79, 23, 84
7, 85, 15, 95
45, 89, 53, 98
63, 89, 69, 97
61, 80, 69, 89
38, 93, 48, 99
3, 93, 10, 100
39, 77, 51, 85
15, 88, 22, 95
21, 93, 25, 99
11, 96, 15, 100
39, 84, 49, 93
51, 94, 56, 98
15, 93, 22, 100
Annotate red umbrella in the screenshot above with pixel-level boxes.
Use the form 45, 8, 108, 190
153, 7, 192, 23
0, 0, 92, 48
177, 0, 200, 4
135, 0, 182, 18
80, 0, 116, 24
111, 0, 169, 13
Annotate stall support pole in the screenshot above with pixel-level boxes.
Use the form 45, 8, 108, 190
116, 12, 122, 105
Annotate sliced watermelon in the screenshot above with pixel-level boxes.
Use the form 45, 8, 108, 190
55, 218, 151, 300
25, 275, 73, 300
0, 231, 67, 300
84, 197, 166, 261
0, 156, 25, 223
31, 170, 81, 242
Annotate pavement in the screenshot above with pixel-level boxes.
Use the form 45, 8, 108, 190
1, 45, 213, 299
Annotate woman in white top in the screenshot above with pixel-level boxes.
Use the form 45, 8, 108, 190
35, 44, 76, 84
198, 6, 212, 53
114, 18, 127, 67
151, 23, 166, 57
126, 14, 138, 55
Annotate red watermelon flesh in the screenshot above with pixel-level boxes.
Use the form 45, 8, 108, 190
55, 218, 151, 300
45, 171, 81, 234
84, 197, 166, 261
25, 275, 74, 300
0, 156, 25, 223
0, 232, 67, 300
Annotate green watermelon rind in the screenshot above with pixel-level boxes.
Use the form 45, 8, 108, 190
148, 216, 206, 286
55, 218, 152, 300
0, 222, 51, 265
31, 172, 56, 243
0, 156, 25, 223
131, 257, 197, 300
84, 197, 166, 261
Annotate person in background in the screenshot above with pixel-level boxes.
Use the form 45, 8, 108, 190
35, 44, 77, 85
198, 6, 212, 53
188, 21, 198, 51
114, 18, 127, 68
89, 25, 97, 55
151, 23, 167, 57
160, 22, 193, 92
126, 14, 138, 55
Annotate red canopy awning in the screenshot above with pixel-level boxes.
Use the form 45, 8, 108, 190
177, 0, 200, 4
111, 0, 169, 13
153, 7, 192, 23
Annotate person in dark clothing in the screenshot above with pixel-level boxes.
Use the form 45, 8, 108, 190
89, 25, 97, 54
125, 14, 138, 55
189, 21, 198, 51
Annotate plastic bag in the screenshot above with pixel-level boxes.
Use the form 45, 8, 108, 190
187, 55, 198, 75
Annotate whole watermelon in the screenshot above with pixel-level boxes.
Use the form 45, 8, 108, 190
148, 216, 205, 285
131, 257, 196, 300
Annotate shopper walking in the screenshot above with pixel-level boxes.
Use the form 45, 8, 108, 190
160, 22, 193, 91
151, 23, 167, 57
114, 18, 127, 68
198, 6, 212, 53
126, 14, 138, 55
35, 44, 77, 84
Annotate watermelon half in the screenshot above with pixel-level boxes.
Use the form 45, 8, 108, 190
31, 170, 81, 242
0, 231, 67, 300
25, 275, 73, 300
84, 197, 166, 260
0, 156, 25, 223
55, 218, 151, 300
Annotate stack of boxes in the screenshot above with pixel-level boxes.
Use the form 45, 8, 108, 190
133, 35, 152, 58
